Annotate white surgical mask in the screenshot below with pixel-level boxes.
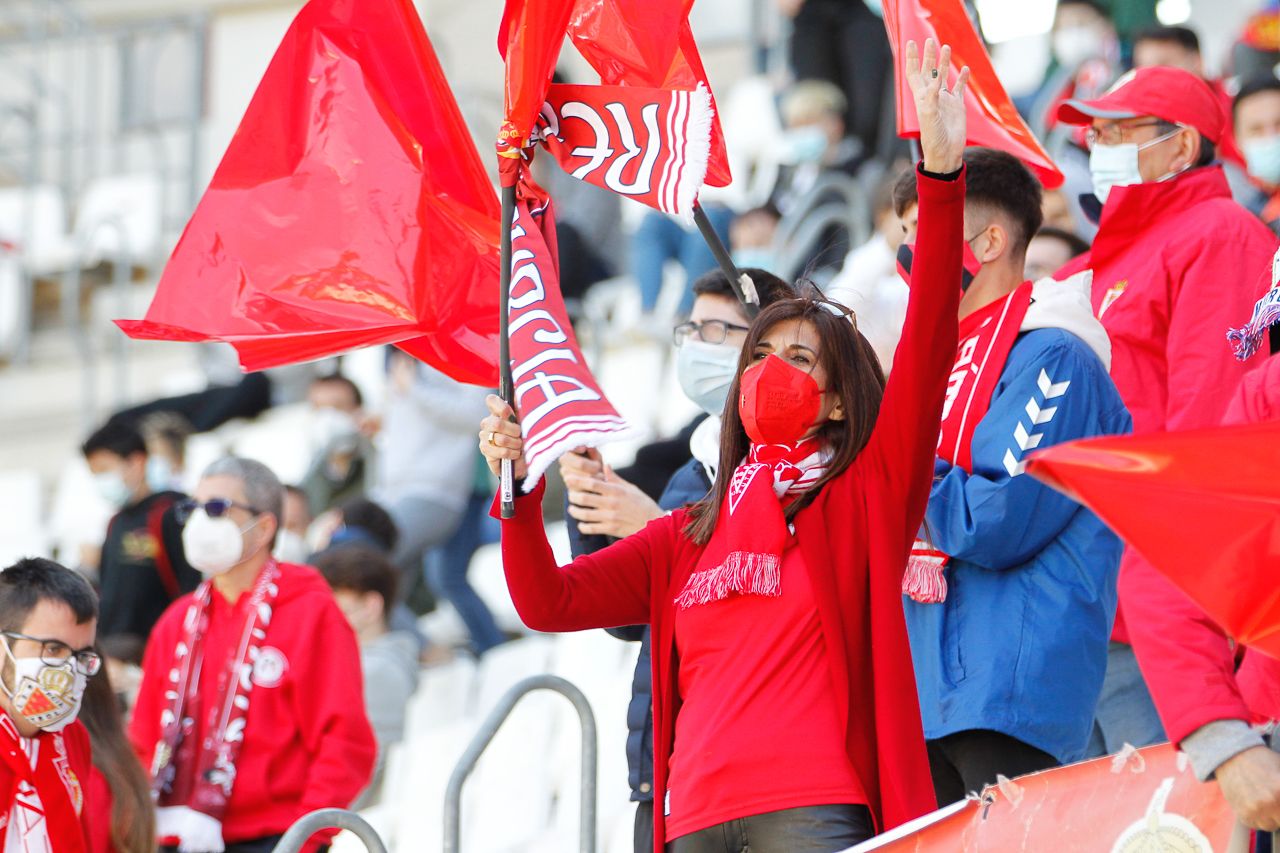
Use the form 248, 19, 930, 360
1052, 27, 1103, 69
676, 340, 742, 416
1089, 127, 1186, 204
782, 126, 829, 165
273, 529, 310, 565
1, 639, 86, 732
94, 472, 133, 509
1243, 134, 1280, 186
182, 509, 258, 576
146, 456, 178, 493
309, 407, 361, 455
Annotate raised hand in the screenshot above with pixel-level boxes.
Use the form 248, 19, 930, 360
479, 394, 528, 480
905, 38, 970, 175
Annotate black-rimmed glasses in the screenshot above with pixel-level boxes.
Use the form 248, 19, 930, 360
1, 632, 101, 676
175, 498, 262, 525
673, 319, 751, 347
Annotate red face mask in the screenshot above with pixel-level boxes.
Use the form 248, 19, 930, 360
896, 240, 984, 291
738, 354, 825, 446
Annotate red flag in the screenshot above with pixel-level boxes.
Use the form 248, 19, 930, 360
506, 179, 638, 487
1027, 421, 1280, 659
536, 83, 714, 220
846, 743, 1232, 851
882, 0, 1064, 189
497, 0, 576, 146
117, 0, 502, 385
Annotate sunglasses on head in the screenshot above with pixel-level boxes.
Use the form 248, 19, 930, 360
175, 498, 263, 525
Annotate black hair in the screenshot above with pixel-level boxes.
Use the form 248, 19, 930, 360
81, 421, 147, 461
893, 148, 1044, 259
314, 546, 399, 618
336, 497, 399, 553
1133, 25, 1201, 54
1033, 226, 1091, 259
310, 373, 363, 409
1056, 0, 1110, 18
1233, 75, 1280, 125
0, 558, 98, 632
691, 268, 795, 312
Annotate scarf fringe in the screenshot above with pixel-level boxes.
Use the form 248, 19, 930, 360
902, 556, 948, 604
1227, 287, 1280, 361
157, 806, 225, 853
675, 551, 781, 609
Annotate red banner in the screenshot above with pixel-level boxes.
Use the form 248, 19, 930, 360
507, 180, 638, 488
882, 0, 1064, 189
537, 83, 713, 222
116, 0, 502, 385
848, 743, 1235, 851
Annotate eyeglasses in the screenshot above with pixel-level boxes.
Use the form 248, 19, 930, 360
1, 632, 101, 676
1084, 120, 1171, 149
175, 498, 262, 525
672, 319, 751, 347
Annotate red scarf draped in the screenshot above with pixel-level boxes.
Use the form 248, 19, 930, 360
676, 440, 828, 608
151, 562, 280, 828
0, 714, 86, 853
903, 283, 1032, 604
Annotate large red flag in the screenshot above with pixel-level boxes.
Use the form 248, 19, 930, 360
117, 0, 502, 385
1028, 421, 1280, 659
882, 0, 1064, 189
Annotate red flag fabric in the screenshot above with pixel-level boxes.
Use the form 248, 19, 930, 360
497, 0, 576, 146
506, 179, 638, 487
117, 0, 502, 386
1027, 421, 1280, 659
536, 83, 714, 221
845, 743, 1233, 851
882, 0, 1064, 189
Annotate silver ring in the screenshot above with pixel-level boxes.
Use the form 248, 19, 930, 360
931, 68, 939, 78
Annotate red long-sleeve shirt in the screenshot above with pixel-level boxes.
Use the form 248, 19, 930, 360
496, 167, 964, 851
129, 562, 376, 848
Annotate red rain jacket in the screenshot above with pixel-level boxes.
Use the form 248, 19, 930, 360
1057, 166, 1276, 653
495, 169, 964, 849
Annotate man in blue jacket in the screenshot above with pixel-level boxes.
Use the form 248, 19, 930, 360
897, 148, 1132, 805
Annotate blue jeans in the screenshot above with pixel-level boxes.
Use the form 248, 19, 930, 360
424, 492, 505, 655
631, 204, 734, 314
1085, 641, 1167, 757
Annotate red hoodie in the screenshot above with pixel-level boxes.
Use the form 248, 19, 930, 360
129, 562, 376, 848
1057, 166, 1277, 646
494, 167, 963, 850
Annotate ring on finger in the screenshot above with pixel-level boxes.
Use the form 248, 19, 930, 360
931, 68, 939, 78
488, 431, 498, 446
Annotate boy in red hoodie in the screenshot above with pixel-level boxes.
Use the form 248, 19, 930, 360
130, 457, 375, 853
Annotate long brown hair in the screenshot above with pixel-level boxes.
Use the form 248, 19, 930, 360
79, 657, 157, 853
685, 295, 886, 545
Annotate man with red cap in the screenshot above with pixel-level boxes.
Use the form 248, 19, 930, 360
1055, 66, 1278, 758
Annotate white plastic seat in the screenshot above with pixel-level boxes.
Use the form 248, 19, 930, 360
0, 184, 75, 276
74, 173, 165, 268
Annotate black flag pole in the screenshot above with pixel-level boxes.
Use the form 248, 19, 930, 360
498, 182, 518, 519
692, 201, 759, 318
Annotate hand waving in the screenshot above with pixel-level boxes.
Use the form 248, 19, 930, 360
905, 39, 970, 175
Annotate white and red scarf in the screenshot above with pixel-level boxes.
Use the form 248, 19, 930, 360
0, 714, 85, 853
505, 180, 639, 490
151, 561, 280, 846
676, 440, 829, 608
903, 283, 1033, 604
534, 83, 713, 224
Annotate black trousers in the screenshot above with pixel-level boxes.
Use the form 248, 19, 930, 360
635, 800, 655, 853
666, 803, 874, 853
927, 729, 1059, 806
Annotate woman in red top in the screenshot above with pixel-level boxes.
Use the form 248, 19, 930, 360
481, 41, 968, 853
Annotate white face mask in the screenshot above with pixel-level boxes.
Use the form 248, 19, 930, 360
273, 529, 310, 565
676, 340, 742, 416
309, 407, 361, 456
146, 456, 178, 493
1052, 26, 1103, 68
182, 509, 259, 577
94, 471, 133, 509
1, 639, 87, 732
1089, 127, 1186, 204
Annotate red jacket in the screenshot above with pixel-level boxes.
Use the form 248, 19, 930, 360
129, 562, 376, 847
1058, 166, 1277, 646
497, 169, 963, 850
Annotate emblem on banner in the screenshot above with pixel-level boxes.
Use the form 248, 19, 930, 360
1110, 778, 1213, 853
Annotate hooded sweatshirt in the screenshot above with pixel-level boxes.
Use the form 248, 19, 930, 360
904, 272, 1133, 764
129, 562, 376, 848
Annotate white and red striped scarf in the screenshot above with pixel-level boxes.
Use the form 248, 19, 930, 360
0, 714, 85, 853
151, 561, 280, 850
676, 440, 829, 608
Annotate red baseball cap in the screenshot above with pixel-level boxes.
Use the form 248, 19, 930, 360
1057, 66, 1225, 144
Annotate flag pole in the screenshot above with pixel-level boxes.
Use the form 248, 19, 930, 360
692, 201, 759, 318
498, 182, 517, 519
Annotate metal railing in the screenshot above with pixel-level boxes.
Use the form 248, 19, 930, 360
271, 809, 388, 853
444, 674, 598, 853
